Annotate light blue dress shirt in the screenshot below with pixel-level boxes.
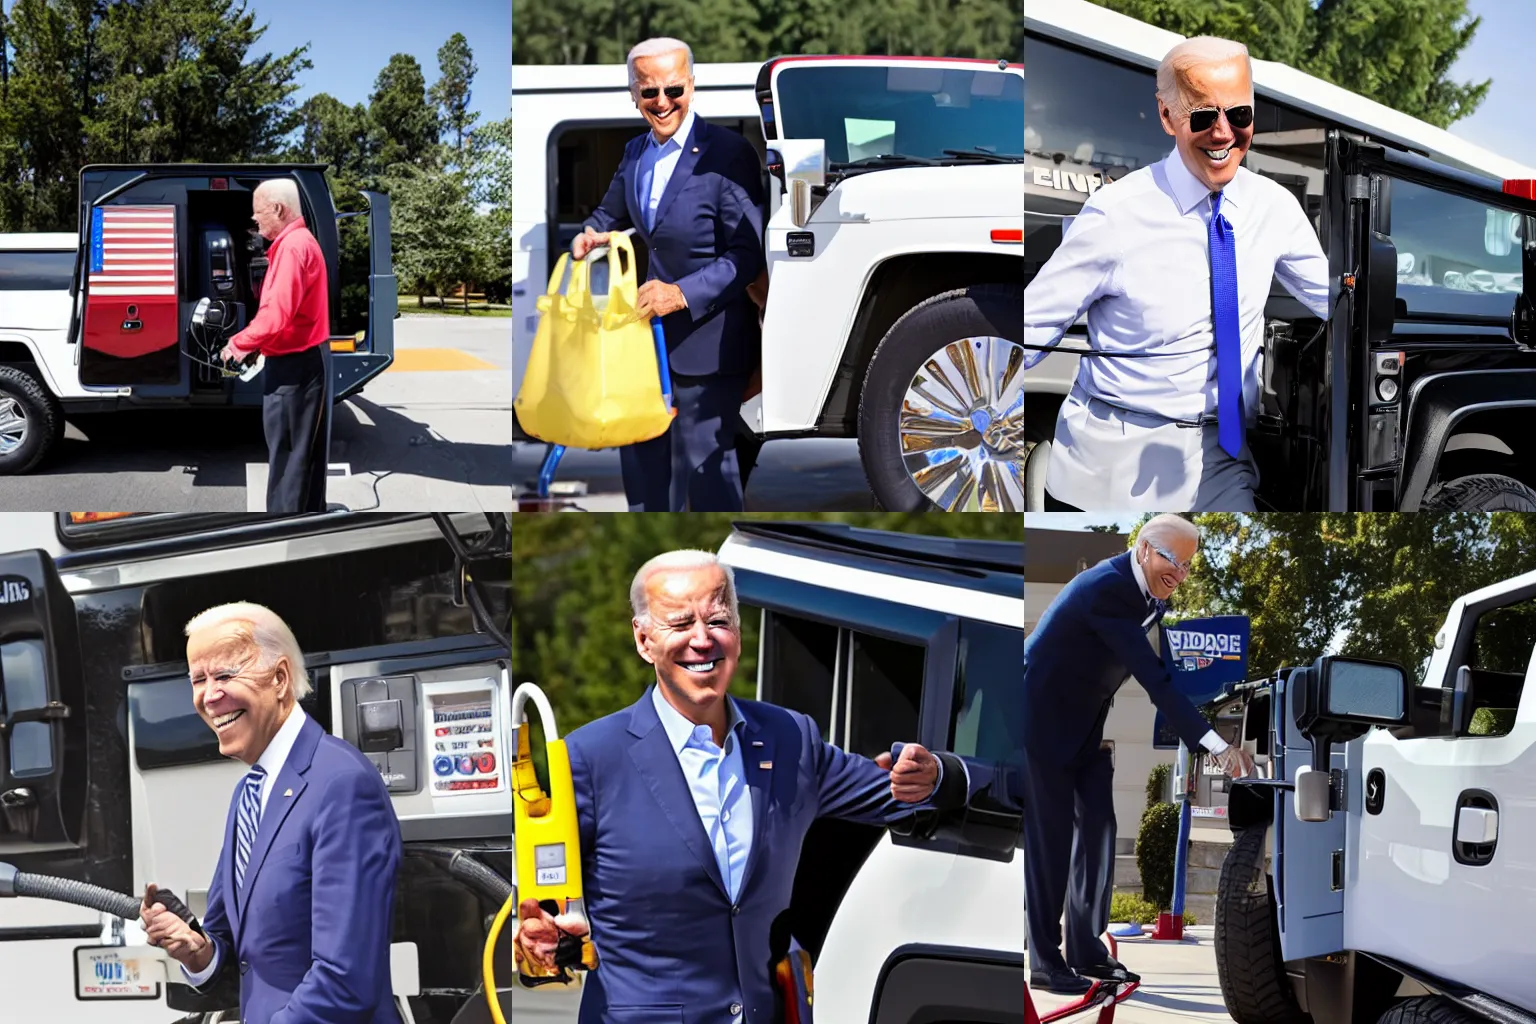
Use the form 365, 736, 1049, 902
1024, 148, 1330, 422
635, 108, 697, 232
651, 682, 754, 904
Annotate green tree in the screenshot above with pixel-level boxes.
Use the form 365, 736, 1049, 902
369, 53, 438, 170
388, 165, 480, 307
1091, 0, 1487, 128
294, 93, 373, 182
512, 514, 1022, 733
429, 32, 478, 160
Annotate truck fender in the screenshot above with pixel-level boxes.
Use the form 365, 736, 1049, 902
1397, 368, 1536, 509
0, 332, 66, 398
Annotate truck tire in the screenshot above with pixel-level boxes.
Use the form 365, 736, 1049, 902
1420, 473, 1536, 511
0, 365, 62, 475
1377, 997, 1485, 1024
1215, 826, 1309, 1024
857, 284, 1024, 511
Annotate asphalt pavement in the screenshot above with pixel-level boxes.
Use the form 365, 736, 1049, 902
0, 315, 512, 511
511, 436, 876, 510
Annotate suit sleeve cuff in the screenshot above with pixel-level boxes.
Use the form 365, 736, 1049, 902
1199, 729, 1228, 754
182, 936, 221, 987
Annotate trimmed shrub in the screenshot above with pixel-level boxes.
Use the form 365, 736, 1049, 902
1146, 762, 1172, 809
1136, 800, 1183, 911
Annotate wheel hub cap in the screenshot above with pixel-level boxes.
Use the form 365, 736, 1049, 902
898, 336, 1025, 511
0, 397, 27, 456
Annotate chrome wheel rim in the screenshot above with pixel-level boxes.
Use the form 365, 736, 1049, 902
899, 336, 1025, 511
0, 397, 27, 456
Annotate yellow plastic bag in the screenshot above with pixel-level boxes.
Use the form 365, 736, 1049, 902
514, 233, 674, 449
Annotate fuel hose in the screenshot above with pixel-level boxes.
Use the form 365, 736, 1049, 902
0, 862, 143, 919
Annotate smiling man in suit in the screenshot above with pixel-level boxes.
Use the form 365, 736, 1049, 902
573, 37, 766, 512
510, 549, 982, 1024
139, 602, 402, 1024
1021, 514, 1253, 994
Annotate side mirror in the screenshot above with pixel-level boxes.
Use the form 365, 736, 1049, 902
1291, 655, 1408, 821
0, 550, 85, 848
1367, 230, 1399, 344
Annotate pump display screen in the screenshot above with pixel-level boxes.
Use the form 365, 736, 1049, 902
428, 690, 502, 795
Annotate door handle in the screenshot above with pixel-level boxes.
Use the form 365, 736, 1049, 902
1453, 789, 1498, 866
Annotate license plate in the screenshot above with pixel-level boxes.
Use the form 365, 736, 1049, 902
74, 946, 161, 1000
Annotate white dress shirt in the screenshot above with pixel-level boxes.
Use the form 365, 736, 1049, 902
1130, 552, 1227, 755
183, 706, 310, 986
1025, 148, 1330, 423
635, 108, 697, 231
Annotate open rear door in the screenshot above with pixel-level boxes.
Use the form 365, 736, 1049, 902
73, 169, 190, 397
329, 189, 395, 400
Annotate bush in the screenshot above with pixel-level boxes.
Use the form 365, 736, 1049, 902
1136, 800, 1183, 911
1109, 891, 1196, 926
1146, 762, 1172, 809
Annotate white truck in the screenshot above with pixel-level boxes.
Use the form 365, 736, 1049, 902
0, 165, 395, 475
512, 55, 1024, 511
1208, 570, 1536, 1024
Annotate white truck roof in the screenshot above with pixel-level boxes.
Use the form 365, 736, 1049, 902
0, 232, 76, 250
512, 61, 760, 94
1026, 0, 1536, 182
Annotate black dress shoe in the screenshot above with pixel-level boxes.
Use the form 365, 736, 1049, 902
1029, 969, 1094, 995
1074, 958, 1140, 983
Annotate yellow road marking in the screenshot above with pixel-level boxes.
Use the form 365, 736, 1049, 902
386, 348, 499, 372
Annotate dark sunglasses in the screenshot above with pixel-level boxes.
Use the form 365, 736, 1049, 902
1187, 104, 1254, 133
639, 85, 687, 100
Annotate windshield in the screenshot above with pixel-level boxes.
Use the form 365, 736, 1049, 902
774, 63, 1023, 164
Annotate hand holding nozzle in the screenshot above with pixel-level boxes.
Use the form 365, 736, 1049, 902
511, 896, 595, 981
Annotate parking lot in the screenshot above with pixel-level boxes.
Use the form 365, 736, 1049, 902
0, 315, 512, 511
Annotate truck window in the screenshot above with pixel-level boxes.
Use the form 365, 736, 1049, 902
1386, 176, 1524, 321
1455, 600, 1534, 737
0, 250, 74, 291
759, 610, 837, 741
845, 633, 923, 760
1, 638, 55, 776
951, 620, 1023, 772
130, 677, 227, 770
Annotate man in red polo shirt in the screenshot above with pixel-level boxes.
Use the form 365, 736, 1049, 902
221, 177, 332, 513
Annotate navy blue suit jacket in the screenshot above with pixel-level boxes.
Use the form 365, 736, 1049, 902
562, 688, 977, 1024
584, 117, 765, 376
198, 714, 402, 1024
1023, 551, 1211, 765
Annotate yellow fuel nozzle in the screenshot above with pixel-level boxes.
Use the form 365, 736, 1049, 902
511, 683, 599, 986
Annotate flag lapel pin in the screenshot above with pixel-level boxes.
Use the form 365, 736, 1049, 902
759, 761, 773, 770
283, 788, 294, 798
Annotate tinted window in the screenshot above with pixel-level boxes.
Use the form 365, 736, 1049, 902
845, 633, 923, 760
759, 611, 838, 741
950, 622, 1023, 771
1455, 599, 1533, 737
1, 639, 54, 776
130, 678, 224, 770
0, 251, 74, 291
1388, 177, 1523, 319
776, 64, 1023, 162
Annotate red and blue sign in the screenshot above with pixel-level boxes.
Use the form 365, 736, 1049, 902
1153, 614, 1250, 748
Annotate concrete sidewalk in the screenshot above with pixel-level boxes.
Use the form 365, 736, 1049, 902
1115, 926, 1235, 1024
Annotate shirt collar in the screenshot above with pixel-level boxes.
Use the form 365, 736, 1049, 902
1129, 546, 1153, 603
651, 682, 743, 754
1163, 147, 1244, 216
650, 108, 696, 153
271, 218, 306, 246
255, 705, 308, 778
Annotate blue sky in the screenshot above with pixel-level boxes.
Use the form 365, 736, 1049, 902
1026, 513, 1137, 534
246, 0, 508, 121
1446, 0, 1536, 167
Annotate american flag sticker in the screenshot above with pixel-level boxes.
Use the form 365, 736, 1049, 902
86, 205, 176, 296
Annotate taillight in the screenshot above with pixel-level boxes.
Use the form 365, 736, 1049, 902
990, 229, 1022, 244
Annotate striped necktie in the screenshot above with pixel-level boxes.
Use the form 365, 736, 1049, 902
234, 764, 266, 889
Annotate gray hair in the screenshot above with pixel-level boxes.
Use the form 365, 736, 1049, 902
1156, 36, 1252, 113
627, 37, 693, 88
1139, 513, 1200, 551
254, 178, 302, 220
630, 549, 738, 627
185, 601, 311, 700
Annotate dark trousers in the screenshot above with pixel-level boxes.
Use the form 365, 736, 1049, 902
261, 343, 331, 513
1022, 741, 1116, 974
620, 371, 749, 512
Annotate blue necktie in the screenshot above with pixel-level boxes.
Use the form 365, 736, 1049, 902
1208, 191, 1243, 458
234, 764, 266, 890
